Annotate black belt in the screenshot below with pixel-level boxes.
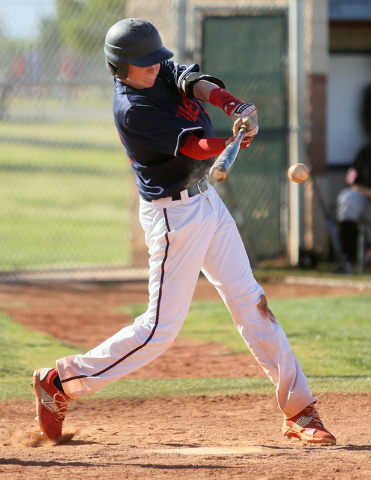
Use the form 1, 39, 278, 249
172, 178, 208, 201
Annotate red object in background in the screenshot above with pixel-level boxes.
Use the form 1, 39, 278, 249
345, 167, 358, 185
12, 56, 26, 79
60, 52, 77, 80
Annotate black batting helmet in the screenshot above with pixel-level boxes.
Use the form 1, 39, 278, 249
104, 18, 174, 79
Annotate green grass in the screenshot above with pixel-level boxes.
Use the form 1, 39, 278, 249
0, 311, 270, 401
2, 294, 371, 401
1, 120, 118, 148
0, 312, 81, 400
270, 296, 371, 376
0, 314, 81, 376
7, 86, 113, 113
125, 294, 371, 376
126, 301, 248, 353
4, 375, 371, 402
0, 120, 133, 268
1, 143, 123, 170
0, 170, 132, 266
77, 375, 371, 398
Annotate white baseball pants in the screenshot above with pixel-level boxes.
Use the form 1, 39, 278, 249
57, 182, 315, 418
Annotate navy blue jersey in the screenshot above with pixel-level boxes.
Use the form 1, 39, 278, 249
113, 61, 216, 201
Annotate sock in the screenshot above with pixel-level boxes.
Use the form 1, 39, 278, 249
339, 220, 358, 263
53, 374, 65, 394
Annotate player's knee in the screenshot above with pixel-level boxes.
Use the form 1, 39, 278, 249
157, 322, 182, 345
134, 313, 181, 346
257, 294, 278, 324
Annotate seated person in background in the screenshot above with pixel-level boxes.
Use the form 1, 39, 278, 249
336, 144, 371, 271
336, 83, 371, 273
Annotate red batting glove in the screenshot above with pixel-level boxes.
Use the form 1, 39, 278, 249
240, 138, 253, 149
209, 88, 258, 137
209, 87, 253, 117
225, 135, 253, 150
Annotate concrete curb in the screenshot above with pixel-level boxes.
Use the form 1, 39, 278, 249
0, 267, 148, 283
283, 275, 371, 290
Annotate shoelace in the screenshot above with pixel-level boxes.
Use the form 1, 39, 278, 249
54, 392, 71, 423
304, 403, 324, 428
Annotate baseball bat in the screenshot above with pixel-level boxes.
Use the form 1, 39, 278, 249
209, 125, 247, 182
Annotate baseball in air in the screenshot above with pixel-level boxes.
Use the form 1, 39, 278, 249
287, 163, 310, 183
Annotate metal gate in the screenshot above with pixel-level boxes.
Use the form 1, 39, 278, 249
198, 9, 288, 259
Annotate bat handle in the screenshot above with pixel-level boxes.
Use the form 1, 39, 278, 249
209, 125, 248, 183
235, 125, 247, 141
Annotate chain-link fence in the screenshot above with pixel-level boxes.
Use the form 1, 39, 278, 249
0, 0, 290, 281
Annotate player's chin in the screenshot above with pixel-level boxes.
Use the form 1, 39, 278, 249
144, 77, 157, 88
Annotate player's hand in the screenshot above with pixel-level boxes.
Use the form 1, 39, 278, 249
224, 135, 253, 150
232, 108, 259, 138
215, 90, 259, 137
240, 138, 253, 149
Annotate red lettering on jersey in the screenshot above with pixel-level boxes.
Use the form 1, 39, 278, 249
176, 94, 200, 122
178, 105, 197, 122
176, 110, 193, 121
183, 96, 200, 116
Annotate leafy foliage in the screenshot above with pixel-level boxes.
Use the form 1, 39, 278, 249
56, 0, 126, 54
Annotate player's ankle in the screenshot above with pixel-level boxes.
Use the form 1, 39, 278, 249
53, 374, 65, 394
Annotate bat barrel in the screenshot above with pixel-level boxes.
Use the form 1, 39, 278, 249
209, 125, 247, 182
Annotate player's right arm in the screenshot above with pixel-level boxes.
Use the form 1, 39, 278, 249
178, 79, 253, 159
179, 71, 258, 140
172, 63, 258, 137
172, 65, 256, 154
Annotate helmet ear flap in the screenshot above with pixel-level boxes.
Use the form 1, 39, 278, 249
119, 63, 129, 79
105, 58, 129, 80
105, 58, 118, 76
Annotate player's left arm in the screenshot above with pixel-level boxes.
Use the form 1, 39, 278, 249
187, 77, 259, 140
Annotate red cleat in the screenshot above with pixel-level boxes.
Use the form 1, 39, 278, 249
282, 403, 336, 445
32, 368, 72, 441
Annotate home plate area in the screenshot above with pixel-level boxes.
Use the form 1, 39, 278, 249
151, 446, 263, 456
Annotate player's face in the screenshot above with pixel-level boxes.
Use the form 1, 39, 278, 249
124, 64, 160, 89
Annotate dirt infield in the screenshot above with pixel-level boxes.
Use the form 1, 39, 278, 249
0, 278, 370, 479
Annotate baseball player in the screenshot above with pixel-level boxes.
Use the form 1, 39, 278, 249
32, 18, 336, 445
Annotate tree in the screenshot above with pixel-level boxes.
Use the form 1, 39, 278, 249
0, 21, 7, 49
36, 17, 64, 81
56, 0, 126, 54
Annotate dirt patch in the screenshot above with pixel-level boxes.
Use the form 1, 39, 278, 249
1, 394, 371, 479
1, 278, 370, 478
0, 277, 366, 379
